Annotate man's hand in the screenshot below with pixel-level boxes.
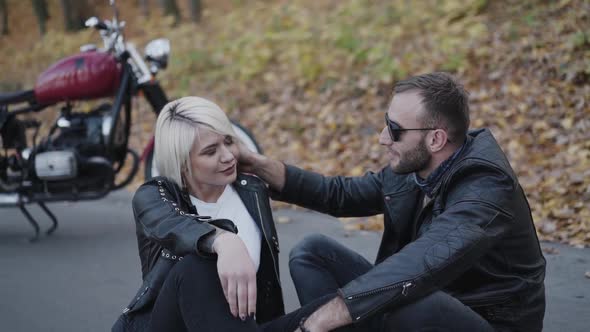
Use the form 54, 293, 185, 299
235, 139, 260, 174
294, 296, 353, 332
235, 139, 287, 191
213, 232, 257, 320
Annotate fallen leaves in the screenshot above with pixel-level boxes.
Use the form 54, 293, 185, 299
1, 0, 589, 246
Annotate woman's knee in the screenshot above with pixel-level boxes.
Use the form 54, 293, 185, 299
161, 254, 228, 306
168, 254, 219, 284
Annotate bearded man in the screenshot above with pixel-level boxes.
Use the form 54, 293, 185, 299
239, 72, 546, 332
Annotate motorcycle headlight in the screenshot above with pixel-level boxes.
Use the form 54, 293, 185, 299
144, 38, 170, 72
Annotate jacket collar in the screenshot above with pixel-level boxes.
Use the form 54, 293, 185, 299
156, 173, 264, 215
381, 129, 514, 199
437, 128, 518, 199
233, 173, 266, 230
414, 140, 466, 198
450, 128, 515, 177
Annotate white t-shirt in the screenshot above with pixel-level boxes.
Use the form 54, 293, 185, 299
190, 185, 262, 271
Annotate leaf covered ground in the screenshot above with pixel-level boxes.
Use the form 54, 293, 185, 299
1, 0, 589, 246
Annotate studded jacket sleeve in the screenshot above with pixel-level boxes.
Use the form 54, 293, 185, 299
132, 178, 217, 256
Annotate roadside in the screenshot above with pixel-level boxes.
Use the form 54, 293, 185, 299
0, 190, 588, 331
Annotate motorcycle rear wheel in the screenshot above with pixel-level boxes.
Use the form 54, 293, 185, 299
144, 120, 262, 181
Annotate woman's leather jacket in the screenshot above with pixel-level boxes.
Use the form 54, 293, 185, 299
122, 173, 284, 324
271, 128, 546, 331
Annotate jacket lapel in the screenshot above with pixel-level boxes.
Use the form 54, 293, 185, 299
233, 178, 264, 230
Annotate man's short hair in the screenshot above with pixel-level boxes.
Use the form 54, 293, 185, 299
394, 72, 470, 143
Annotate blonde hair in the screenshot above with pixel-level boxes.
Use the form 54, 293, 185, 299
154, 96, 236, 187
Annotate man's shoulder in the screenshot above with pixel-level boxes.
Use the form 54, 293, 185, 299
455, 128, 517, 179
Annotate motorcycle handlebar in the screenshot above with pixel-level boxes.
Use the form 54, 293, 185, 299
95, 21, 109, 31
85, 17, 107, 30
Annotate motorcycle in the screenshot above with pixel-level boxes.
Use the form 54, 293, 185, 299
0, 0, 261, 241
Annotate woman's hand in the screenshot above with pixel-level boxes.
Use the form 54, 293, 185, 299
212, 232, 257, 320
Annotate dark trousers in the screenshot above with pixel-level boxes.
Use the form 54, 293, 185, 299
115, 254, 331, 332
289, 234, 495, 332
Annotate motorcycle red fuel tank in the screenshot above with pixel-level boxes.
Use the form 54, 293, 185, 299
34, 51, 122, 104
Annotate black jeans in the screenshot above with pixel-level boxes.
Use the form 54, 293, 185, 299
114, 254, 332, 332
289, 234, 495, 332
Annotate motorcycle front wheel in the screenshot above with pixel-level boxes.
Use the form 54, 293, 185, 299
144, 120, 263, 180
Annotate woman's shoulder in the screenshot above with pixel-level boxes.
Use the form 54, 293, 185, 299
133, 176, 183, 206
138, 176, 182, 191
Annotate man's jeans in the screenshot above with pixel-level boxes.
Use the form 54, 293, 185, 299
289, 234, 494, 332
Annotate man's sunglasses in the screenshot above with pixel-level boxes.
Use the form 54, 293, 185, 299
385, 113, 436, 142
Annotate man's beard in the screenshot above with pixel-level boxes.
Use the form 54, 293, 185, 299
391, 137, 431, 175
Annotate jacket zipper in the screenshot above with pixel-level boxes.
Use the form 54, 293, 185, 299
345, 280, 414, 321
254, 192, 281, 286
459, 293, 512, 307
346, 280, 414, 300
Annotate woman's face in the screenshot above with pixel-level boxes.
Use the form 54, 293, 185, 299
185, 126, 238, 194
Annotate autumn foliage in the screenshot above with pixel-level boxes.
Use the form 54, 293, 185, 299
0, 0, 589, 246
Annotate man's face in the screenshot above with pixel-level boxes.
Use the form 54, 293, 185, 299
378, 91, 432, 174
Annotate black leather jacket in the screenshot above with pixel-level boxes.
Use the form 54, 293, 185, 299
272, 129, 546, 331
123, 173, 284, 323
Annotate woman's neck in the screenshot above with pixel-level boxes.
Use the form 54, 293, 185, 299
189, 183, 227, 203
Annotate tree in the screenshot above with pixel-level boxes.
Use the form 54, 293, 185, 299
31, 0, 49, 36
188, 0, 201, 23
138, 0, 150, 17
0, 0, 8, 35
60, 0, 93, 31
160, 0, 180, 26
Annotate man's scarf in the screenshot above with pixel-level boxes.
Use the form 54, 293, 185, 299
414, 141, 466, 198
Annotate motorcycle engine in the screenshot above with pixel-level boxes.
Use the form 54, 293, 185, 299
49, 103, 112, 157
32, 103, 115, 195
35, 150, 77, 180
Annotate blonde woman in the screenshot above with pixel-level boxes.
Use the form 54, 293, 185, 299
112, 97, 330, 332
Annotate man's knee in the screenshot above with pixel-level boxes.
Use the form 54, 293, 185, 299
289, 233, 332, 263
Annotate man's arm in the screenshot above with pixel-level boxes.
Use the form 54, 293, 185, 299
298, 296, 353, 332
241, 151, 287, 192
238, 141, 385, 217
337, 167, 517, 323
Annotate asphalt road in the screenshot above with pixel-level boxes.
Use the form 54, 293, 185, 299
1, 190, 589, 331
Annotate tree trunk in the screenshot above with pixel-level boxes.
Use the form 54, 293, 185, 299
138, 0, 149, 17
31, 0, 50, 36
60, 0, 93, 31
188, 0, 201, 23
0, 0, 8, 35
160, 0, 181, 25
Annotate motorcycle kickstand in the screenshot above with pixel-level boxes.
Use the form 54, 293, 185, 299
18, 204, 41, 243
38, 202, 58, 235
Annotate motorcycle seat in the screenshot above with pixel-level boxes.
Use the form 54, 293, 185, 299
0, 89, 36, 106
